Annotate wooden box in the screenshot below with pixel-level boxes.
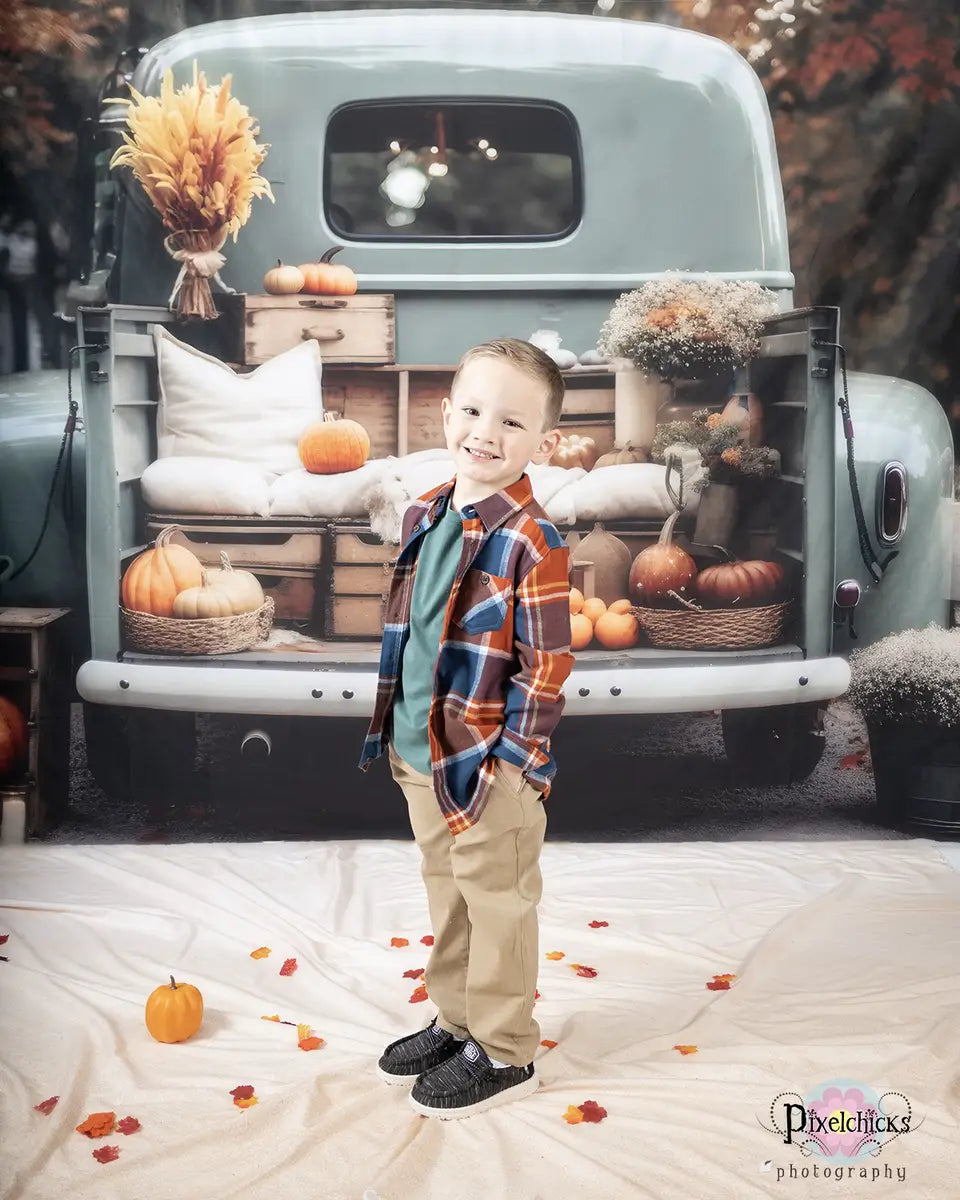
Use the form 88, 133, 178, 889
146, 517, 325, 572
218, 293, 395, 366
325, 521, 397, 640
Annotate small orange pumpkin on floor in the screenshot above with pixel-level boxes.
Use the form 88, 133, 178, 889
594, 609, 640, 650
570, 612, 594, 651
569, 587, 585, 615
580, 597, 607, 625
607, 598, 633, 615
145, 975, 204, 1043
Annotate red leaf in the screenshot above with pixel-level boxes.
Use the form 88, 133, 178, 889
840, 750, 867, 769
92, 1145, 120, 1164
588, 920, 609, 929
402, 968, 425, 979
279, 958, 297, 976
391, 937, 409, 948
706, 974, 734, 991
573, 965, 598, 978
0, 934, 8, 945
420, 935, 434, 946
117, 1116, 141, 1135
540, 1039, 558, 1049
578, 1100, 608, 1123
34, 1096, 59, 1115
535, 990, 541, 1001
409, 984, 429, 1003
229, 1085, 255, 1102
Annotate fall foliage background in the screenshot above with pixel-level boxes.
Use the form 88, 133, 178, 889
2, 0, 958, 441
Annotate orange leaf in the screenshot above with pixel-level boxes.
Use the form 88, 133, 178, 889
541, 1039, 558, 1049
420, 935, 434, 946
261, 1014, 281, 1022
706, 973, 735, 991
296, 1023, 312, 1041
235, 1096, 258, 1109
117, 1116, 141, 1135
298, 1036, 325, 1051
588, 920, 609, 928
545, 951, 565, 961
673, 1044, 698, 1055
75, 1112, 116, 1138
279, 958, 298, 976
409, 984, 429, 1003
249, 946, 271, 959
92, 1145, 120, 1164
402, 968, 425, 979
391, 937, 409, 948
562, 1105, 584, 1124
33, 1096, 59, 1115
579, 1100, 607, 1123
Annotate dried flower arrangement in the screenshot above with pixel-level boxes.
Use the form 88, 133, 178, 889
848, 625, 960, 727
597, 274, 779, 379
650, 409, 780, 490
109, 65, 274, 320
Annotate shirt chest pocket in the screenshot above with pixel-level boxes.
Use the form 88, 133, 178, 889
453, 569, 514, 635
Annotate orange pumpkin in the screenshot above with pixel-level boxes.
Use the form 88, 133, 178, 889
121, 526, 204, 617
145, 975, 204, 1043
298, 246, 358, 296
580, 597, 607, 625
298, 412, 371, 474
570, 612, 594, 650
569, 586, 585, 615
549, 434, 599, 471
608, 599, 633, 615
0, 696, 28, 780
695, 559, 785, 608
594, 610, 640, 650
628, 511, 697, 607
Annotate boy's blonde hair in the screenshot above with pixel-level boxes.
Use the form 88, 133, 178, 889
451, 339, 565, 432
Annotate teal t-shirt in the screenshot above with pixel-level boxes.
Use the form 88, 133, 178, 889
390, 497, 464, 774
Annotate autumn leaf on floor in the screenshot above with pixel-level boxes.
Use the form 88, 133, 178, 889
76, 1112, 116, 1138
420, 935, 434, 946
33, 1096, 59, 1115
92, 1145, 120, 1164
545, 951, 565, 961
706, 973, 737, 991
297, 1022, 325, 1051
579, 1100, 607, 1123
409, 984, 428, 1004
840, 749, 868, 769
279, 958, 298, 976
261, 1014, 281, 1022
535, 990, 541, 1001
588, 921, 609, 928
230, 1085, 258, 1109
540, 1040, 558, 1049
250, 946, 272, 959
402, 968, 425, 979
562, 1105, 584, 1125
117, 1117, 141, 1135
673, 1045, 698, 1055
391, 937, 409, 948
0, 934, 8, 944
569, 964, 598, 978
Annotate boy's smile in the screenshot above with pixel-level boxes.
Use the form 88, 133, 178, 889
441, 356, 561, 508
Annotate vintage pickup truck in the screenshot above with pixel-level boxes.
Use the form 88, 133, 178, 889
0, 7, 952, 820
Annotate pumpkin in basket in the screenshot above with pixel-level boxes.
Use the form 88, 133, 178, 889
145, 975, 204, 1043
0, 696, 28, 780
201, 553, 264, 614
121, 526, 204, 617
299, 413, 371, 474
173, 571, 241, 619
695, 559, 785, 608
628, 511, 697, 607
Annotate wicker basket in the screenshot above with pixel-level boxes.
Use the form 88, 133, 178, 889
121, 598, 275, 656
631, 600, 792, 651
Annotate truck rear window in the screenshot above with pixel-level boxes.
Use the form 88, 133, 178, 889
324, 100, 580, 241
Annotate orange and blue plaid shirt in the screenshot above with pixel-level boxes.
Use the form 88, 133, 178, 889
358, 473, 574, 834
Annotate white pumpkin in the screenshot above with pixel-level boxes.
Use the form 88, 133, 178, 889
201, 552, 264, 614
172, 572, 237, 619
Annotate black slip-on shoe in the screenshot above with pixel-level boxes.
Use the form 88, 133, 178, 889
376, 1018, 464, 1085
408, 1038, 537, 1118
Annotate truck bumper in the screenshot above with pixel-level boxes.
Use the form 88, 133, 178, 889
76, 656, 850, 717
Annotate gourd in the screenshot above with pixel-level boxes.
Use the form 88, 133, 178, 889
298, 412, 371, 474
580, 597, 607, 625
201, 553, 264, 614
570, 612, 594, 651
121, 526, 204, 617
262, 260, 305, 295
0, 696, 28, 779
628, 511, 697, 607
298, 246, 358, 296
571, 523, 631, 606
569, 587, 585, 615
594, 609, 640, 650
720, 392, 764, 447
593, 443, 648, 469
172, 571, 237, 619
549, 434, 599, 471
695, 558, 785, 608
145, 975, 204, 1043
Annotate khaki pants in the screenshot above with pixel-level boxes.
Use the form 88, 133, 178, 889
388, 744, 547, 1067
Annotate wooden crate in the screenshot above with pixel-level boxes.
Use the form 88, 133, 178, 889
218, 293, 395, 366
146, 517, 325, 571
325, 521, 397, 639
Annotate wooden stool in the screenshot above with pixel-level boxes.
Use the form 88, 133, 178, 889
0, 608, 72, 843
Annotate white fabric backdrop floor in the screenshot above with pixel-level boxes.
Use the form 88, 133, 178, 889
2, 838, 960, 1200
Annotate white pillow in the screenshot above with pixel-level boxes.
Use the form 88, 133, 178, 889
140, 456, 272, 517
153, 326, 323, 475
561, 453, 704, 523
268, 458, 392, 517
526, 462, 587, 507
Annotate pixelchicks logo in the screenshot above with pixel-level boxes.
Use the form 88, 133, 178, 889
758, 1078, 918, 1165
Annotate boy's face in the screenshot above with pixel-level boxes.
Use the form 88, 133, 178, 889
441, 356, 561, 501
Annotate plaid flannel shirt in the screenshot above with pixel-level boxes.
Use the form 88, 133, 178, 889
358, 473, 574, 834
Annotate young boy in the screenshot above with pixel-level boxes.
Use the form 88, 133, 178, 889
358, 338, 574, 1119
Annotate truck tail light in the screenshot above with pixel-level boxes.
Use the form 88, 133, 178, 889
877, 461, 907, 544
835, 580, 861, 609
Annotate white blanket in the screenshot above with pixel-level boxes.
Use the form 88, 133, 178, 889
2, 839, 959, 1199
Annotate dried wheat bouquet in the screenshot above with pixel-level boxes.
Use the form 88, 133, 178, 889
109, 64, 274, 319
